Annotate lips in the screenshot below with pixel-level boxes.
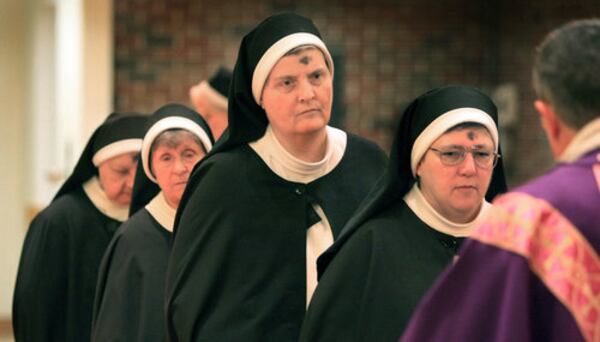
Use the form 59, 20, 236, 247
455, 185, 477, 190
298, 108, 321, 115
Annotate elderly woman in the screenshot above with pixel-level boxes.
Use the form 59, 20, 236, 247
164, 13, 387, 341
299, 85, 508, 342
91, 104, 213, 342
13, 113, 146, 342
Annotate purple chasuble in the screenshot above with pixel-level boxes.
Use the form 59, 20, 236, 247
401, 149, 600, 342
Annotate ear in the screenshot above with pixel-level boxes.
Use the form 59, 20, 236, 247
415, 159, 424, 178
534, 100, 560, 142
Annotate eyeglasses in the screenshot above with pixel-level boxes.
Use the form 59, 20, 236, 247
428, 146, 500, 169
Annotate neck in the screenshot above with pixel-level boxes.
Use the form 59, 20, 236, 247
551, 125, 577, 160
206, 111, 228, 140
271, 128, 328, 162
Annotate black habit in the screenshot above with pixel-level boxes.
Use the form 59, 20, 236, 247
13, 113, 146, 342
92, 209, 171, 341
165, 13, 388, 342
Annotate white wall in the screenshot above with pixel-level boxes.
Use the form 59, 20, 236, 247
83, 0, 113, 139
0, 0, 113, 319
0, 0, 30, 317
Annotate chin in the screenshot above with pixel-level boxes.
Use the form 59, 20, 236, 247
296, 120, 328, 135
114, 198, 131, 206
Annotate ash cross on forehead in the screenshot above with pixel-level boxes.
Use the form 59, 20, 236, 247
299, 55, 311, 65
467, 131, 476, 140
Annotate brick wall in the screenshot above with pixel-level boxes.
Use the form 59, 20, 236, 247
114, 0, 600, 187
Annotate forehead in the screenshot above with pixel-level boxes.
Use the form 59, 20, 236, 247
152, 132, 202, 150
433, 126, 493, 146
102, 152, 138, 166
269, 48, 327, 76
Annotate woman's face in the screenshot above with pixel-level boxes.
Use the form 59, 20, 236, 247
151, 134, 205, 209
416, 126, 495, 223
97, 152, 139, 206
260, 48, 333, 142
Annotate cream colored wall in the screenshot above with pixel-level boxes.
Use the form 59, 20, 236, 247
0, 0, 113, 319
83, 0, 113, 139
0, 0, 30, 317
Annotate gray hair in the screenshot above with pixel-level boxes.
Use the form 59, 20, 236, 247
532, 19, 600, 129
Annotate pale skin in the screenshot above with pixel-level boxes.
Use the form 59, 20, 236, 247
97, 152, 139, 206
190, 85, 228, 140
151, 136, 206, 209
534, 100, 577, 159
260, 48, 333, 162
416, 127, 494, 223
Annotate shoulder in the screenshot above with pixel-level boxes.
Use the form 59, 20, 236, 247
183, 147, 265, 206
190, 147, 257, 186
342, 132, 388, 168
28, 190, 92, 234
345, 132, 386, 154
113, 210, 168, 250
346, 202, 413, 242
318, 202, 409, 273
515, 160, 590, 204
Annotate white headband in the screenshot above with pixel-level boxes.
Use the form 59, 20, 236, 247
141, 116, 213, 183
252, 32, 334, 104
196, 80, 228, 110
410, 107, 499, 176
92, 139, 142, 167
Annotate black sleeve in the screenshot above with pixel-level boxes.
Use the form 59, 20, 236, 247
13, 208, 69, 342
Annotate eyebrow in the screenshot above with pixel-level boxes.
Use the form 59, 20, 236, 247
439, 143, 492, 149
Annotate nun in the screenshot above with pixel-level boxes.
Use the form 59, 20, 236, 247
91, 103, 213, 342
165, 12, 387, 341
299, 85, 508, 341
13, 112, 147, 342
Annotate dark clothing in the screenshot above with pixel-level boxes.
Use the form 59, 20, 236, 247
92, 209, 171, 342
165, 135, 386, 341
300, 201, 463, 342
13, 188, 120, 342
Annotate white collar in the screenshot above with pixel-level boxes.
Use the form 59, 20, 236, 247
82, 177, 129, 222
403, 184, 492, 237
559, 117, 600, 163
249, 125, 347, 183
145, 191, 176, 232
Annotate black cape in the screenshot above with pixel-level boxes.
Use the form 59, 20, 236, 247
299, 201, 464, 341
13, 189, 121, 342
91, 209, 171, 342
165, 135, 386, 341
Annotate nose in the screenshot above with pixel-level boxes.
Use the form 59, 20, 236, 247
458, 152, 477, 175
174, 157, 188, 174
298, 79, 316, 102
